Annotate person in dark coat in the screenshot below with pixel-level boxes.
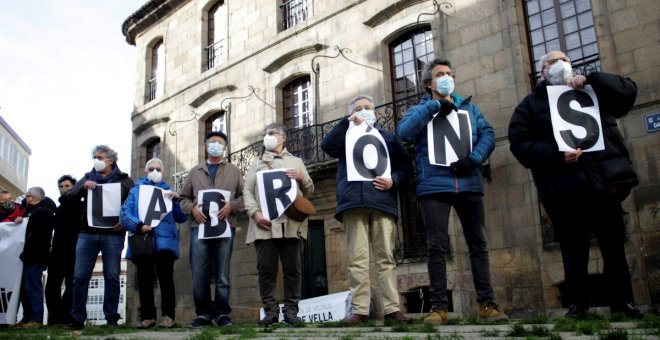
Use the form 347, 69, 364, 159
120, 158, 187, 329
65, 145, 135, 329
16, 187, 56, 328
321, 94, 413, 325
45, 175, 81, 326
508, 50, 643, 319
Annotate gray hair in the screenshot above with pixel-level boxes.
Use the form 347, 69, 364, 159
263, 123, 287, 137
538, 52, 572, 74
91, 145, 118, 162
27, 187, 45, 201
347, 94, 375, 115
421, 59, 453, 93
144, 158, 164, 172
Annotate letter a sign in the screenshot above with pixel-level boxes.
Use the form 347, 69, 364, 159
257, 169, 298, 221
197, 189, 232, 239
547, 85, 604, 152
427, 110, 472, 166
138, 185, 173, 228
87, 183, 121, 228
345, 122, 391, 181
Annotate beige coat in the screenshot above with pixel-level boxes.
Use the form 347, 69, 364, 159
244, 150, 314, 244
179, 159, 245, 229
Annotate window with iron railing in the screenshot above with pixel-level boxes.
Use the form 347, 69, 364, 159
206, 1, 227, 70
206, 39, 226, 70
146, 39, 163, 103
281, 0, 308, 30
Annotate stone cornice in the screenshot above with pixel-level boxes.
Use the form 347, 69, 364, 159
189, 85, 238, 108
362, 0, 428, 28
262, 44, 326, 73
133, 116, 170, 134
122, 0, 191, 45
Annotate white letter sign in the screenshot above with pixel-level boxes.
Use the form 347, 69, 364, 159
427, 109, 472, 166
197, 189, 232, 239
547, 85, 604, 152
87, 183, 121, 228
345, 122, 391, 181
257, 169, 297, 221
138, 185, 173, 228
0, 219, 27, 324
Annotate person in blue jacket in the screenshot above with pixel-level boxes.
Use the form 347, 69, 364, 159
397, 59, 507, 324
321, 94, 413, 325
120, 158, 187, 329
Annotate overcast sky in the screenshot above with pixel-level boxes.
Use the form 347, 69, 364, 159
0, 1, 143, 200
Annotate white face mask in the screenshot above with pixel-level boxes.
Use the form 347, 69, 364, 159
263, 134, 279, 151
545, 59, 572, 85
93, 159, 107, 172
435, 75, 455, 96
356, 109, 376, 125
147, 170, 163, 183
207, 142, 225, 157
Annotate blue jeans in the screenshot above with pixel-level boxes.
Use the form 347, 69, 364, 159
19, 263, 46, 323
420, 193, 494, 311
190, 227, 234, 319
70, 232, 124, 324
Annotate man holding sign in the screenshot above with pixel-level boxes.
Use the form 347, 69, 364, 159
398, 59, 507, 324
65, 145, 134, 330
120, 158, 187, 329
179, 131, 244, 328
508, 50, 642, 319
244, 123, 314, 326
321, 95, 413, 325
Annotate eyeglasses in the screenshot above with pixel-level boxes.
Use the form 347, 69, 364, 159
148, 167, 162, 172
264, 130, 281, 136
546, 57, 569, 65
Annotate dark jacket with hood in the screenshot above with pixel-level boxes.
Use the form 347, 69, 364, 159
64, 164, 134, 234
51, 192, 83, 258
508, 72, 638, 206
20, 197, 56, 266
321, 117, 413, 222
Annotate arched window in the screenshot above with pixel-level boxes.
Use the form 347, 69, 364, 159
389, 28, 434, 101
206, 1, 227, 70
146, 39, 164, 102
282, 76, 312, 130
205, 111, 226, 135
146, 138, 161, 160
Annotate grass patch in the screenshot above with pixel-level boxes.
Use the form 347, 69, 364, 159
507, 324, 558, 338
516, 314, 550, 324
635, 313, 660, 328
554, 317, 610, 335
479, 328, 500, 337
597, 329, 629, 340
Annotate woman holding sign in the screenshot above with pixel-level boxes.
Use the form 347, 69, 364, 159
120, 158, 187, 328
244, 123, 314, 326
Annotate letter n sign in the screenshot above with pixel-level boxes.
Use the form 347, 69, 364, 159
427, 110, 472, 166
547, 85, 604, 152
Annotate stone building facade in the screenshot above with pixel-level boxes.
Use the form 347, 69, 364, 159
121, 0, 659, 324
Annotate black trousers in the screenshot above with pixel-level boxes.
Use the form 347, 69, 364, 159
45, 250, 75, 324
254, 237, 304, 316
545, 190, 634, 308
134, 250, 177, 320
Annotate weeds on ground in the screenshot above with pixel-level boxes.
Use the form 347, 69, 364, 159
507, 323, 556, 337
597, 328, 629, 340
515, 314, 550, 324
554, 316, 610, 335
635, 313, 660, 328
479, 328, 500, 337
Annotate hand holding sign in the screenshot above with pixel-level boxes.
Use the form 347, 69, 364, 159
252, 211, 273, 231
373, 176, 393, 191
564, 148, 583, 164
197, 189, 232, 239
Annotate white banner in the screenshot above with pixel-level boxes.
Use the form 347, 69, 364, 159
138, 185, 173, 228
197, 189, 232, 239
257, 169, 297, 221
427, 109, 473, 166
345, 122, 391, 181
0, 219, 28, 324
87, 183, 122, 228
259, 290, 351, 323
547, 85, 604, 152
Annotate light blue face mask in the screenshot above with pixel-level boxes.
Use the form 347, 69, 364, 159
207, 141, 225, 157
435, 75, 455, 96
357, 109, 376, 125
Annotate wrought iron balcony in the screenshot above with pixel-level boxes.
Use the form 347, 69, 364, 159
146, 77, 157, 102
205, 39, 225, 71
281, 0, 308, 30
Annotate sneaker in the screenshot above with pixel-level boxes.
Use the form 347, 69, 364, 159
158, 316, 175, 328
424, 310, 448, 325
478, 301, 509, 323
283, 313, 302, 325
258, 314, 279, 326
565, 304, 589, 319
137, 319, 156, 329
384, 311, 413, 324
188, 316, 212, 328
343, 313, 368, 325
214, 314, 232, 327
611, 302, 644, 319
18, 321, 43, 329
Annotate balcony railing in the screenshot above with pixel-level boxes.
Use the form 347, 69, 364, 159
281, 0, 308, 30
229, 93, 428, 263
530, 54, 601, 86
205, 39, 225, 71
146, 77, 157, 102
